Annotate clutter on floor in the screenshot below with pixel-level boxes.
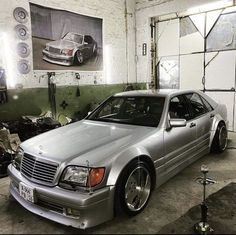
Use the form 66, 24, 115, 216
1, 116, 61, 141
0, 115, 61, 177
0, 128, 21, 177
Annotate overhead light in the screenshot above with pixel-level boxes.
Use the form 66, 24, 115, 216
0, 32, 16, 88
104, 45, 112, 84
180, 0, 233, 16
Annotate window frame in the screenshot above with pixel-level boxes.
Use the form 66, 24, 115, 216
168, 94, 192, 121
184, 92, 213, 120
84, 35, 93, 44
87, 95, 166, 128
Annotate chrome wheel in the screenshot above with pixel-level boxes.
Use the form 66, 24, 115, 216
76, 51, 83, 64
219, 124, 227, 151
211, 122, 228, 153
125, 166, 151, 212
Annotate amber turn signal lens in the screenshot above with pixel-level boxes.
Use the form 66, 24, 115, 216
88, 168, 105, 187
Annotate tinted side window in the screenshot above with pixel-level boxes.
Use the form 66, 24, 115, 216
169, 95, 191, 120
185, 93, 207, 118
84, 36, 92, 44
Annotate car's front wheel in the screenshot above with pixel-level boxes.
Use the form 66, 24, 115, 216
115, 160, 153, 216
211, 122, 228, 153
76, 50, 84, 64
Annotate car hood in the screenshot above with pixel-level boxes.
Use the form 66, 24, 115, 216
47, 39, 81, 49
21, 120, 154, 166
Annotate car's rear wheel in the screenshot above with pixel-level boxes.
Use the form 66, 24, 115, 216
211, 122, 228, 153
76, 51, 84, 64
93, 44, 97, 56
115, 160, 152, 216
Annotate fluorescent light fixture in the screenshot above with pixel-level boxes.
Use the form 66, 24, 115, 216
104, 44, 112, 84
0, 32, 16, 88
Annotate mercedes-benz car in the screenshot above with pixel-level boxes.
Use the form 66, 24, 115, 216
8, 90, 228, 229
42, 32, 97, 66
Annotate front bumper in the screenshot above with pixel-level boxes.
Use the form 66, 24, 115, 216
8, 164, 115, 229
42, 50, 74, 66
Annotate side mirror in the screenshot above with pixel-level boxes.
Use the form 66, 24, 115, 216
169, 118, 187, 128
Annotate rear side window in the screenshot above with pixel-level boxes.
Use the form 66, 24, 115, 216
201, 96, 214, 112
84, 36, 93, 44
185, 93, 208, 118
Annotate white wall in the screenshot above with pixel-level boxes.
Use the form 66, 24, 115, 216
0, 0, 136, 89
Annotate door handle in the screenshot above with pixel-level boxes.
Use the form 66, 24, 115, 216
210, 114, 215, 119
190, 122, 196, 128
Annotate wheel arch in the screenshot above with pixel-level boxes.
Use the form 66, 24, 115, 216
210, 115, 227, 147
111, 152, 156, 216
106, 147, 156, 189
72, 49, 79, 63
74, 49, 84, 64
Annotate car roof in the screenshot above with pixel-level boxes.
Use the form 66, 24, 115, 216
65, 32, 83, 36
114, 89, 202, 98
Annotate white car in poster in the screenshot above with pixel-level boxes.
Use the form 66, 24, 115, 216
42, 32, 97, 66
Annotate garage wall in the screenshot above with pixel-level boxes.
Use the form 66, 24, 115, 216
0, 0, 139, 122
0, 0, 137, 88
0, 83, 146, 122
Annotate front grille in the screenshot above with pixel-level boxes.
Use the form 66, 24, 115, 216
21, 154, 58, 184
49, 47, 61, 54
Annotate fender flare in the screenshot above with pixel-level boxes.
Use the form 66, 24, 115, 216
106, 146, 155, 187
209, 114, 227, 147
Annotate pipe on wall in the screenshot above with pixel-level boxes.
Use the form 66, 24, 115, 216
150, 17, 158, 89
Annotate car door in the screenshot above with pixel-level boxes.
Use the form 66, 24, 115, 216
163, 95, 196, 174
184, 93, 214, 152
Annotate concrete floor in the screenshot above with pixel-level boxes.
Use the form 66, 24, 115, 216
0, 132, 236, 234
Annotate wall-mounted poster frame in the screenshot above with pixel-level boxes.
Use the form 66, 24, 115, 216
30, 3, 103, 71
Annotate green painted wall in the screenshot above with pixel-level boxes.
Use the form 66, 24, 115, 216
0, 83, 146, 124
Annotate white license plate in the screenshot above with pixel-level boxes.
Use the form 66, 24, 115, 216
19, 182, 35, 203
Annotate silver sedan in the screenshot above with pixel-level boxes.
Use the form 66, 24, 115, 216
8, 89, 228, 229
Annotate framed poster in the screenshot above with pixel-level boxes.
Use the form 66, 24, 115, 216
30, 3, 103, 71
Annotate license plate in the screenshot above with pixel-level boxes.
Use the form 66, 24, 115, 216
19, 182, 35, 203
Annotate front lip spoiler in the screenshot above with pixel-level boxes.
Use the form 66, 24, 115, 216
8, 164, 115, 229
9, 182, 83, 228
42, 49, 74, 66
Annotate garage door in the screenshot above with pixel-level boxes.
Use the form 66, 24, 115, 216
156, 6, 236, 131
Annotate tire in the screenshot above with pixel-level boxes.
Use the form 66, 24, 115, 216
211, 122, 228, 153
76, 51, 84, 64
115, 160, 153, 216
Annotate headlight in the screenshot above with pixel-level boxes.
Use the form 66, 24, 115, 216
12, 147, 24, 170
61, 166, 89, 186
61, 166, 105, 188
61, 49, 73, 56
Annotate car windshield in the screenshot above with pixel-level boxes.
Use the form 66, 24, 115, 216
87, 96, 165, 127
63, 33, 83, 44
